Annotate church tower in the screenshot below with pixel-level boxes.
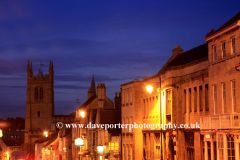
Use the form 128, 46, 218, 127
87, 74, 96, 99
24, 60, 54, 147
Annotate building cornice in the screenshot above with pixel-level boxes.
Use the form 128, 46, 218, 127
205, 20, 240, 42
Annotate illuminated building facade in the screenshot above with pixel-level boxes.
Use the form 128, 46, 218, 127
200, 12, 240, 160
121, 11, 240, 160
72, 76, 121, 160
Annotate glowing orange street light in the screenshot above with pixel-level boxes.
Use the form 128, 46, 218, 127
44, 131, 48, 137
146, 85, 153, 94
80, 111, 85, 118
0, 129, 3, 138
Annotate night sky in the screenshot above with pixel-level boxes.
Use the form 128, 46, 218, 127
0, 0, 239, 119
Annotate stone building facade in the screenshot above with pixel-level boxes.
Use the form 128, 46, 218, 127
121, 11, 240, 160
24, 60, 75, 160
72, 76, 121, 160
121, 80, 143, 160
121, 44, 209, 160
24, 60, 54, 149
200, 12, 240, 160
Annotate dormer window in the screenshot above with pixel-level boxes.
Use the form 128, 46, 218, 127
221, 41, 226, 58
213, 45, 217, 61
231, 37, 235, 55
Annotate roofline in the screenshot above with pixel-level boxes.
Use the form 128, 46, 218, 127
159, 57, 208, 75
205, 20, 240, 41
121, 80, 142, 87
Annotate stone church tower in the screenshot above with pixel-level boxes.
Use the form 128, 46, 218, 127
24, 60, 54, 148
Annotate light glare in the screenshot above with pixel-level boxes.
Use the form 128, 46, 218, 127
146, 85, 153, 93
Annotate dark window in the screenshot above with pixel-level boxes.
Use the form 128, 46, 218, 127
205, 84, 209, 111
35, 87, 38, 100
184, 89, 186, 113
166, 90, 171, 114
93, 132, 95, 146
189, 88, 192, 112
185, 132, 194, 160
194, 87, 197, 112
199, 86, 203, 111
37, 111, 40, 117
40, 87, 43, 99
222, 41, 226, 58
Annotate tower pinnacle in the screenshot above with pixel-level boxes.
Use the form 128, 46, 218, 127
88, 73, 96, 99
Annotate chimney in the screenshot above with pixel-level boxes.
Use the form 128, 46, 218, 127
172, 46, 183, 57
97, 84, 106, 108
114, 92, 121, 110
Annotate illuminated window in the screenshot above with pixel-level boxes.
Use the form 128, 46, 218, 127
232, 80, 236, 112
222, 41, 226, 58
109, 142, 118, 151
213, 85, 217, 114
231, 37, 235, 55
222, 83, 226, 113
213, 45, 217, 61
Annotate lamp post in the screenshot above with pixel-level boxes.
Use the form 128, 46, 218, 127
145, 77, 163, 160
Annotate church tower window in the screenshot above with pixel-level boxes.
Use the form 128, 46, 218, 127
40, 87, 43, 99
35, 87, 38, 100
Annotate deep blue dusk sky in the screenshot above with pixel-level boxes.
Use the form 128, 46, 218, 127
0, 0, 239, 119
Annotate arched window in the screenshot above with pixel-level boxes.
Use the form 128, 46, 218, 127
35, 87, 38, 100
40, 87, 43, 99
37, 111, 40, 117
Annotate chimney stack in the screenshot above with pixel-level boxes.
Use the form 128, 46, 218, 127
172, 46, 183, 57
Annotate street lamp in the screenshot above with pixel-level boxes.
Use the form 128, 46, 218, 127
146, 85, 153, 94
0, 129, 3, 138
146, 80, 163, 160
80, 111, 85, 118
44, 131, 48, 137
